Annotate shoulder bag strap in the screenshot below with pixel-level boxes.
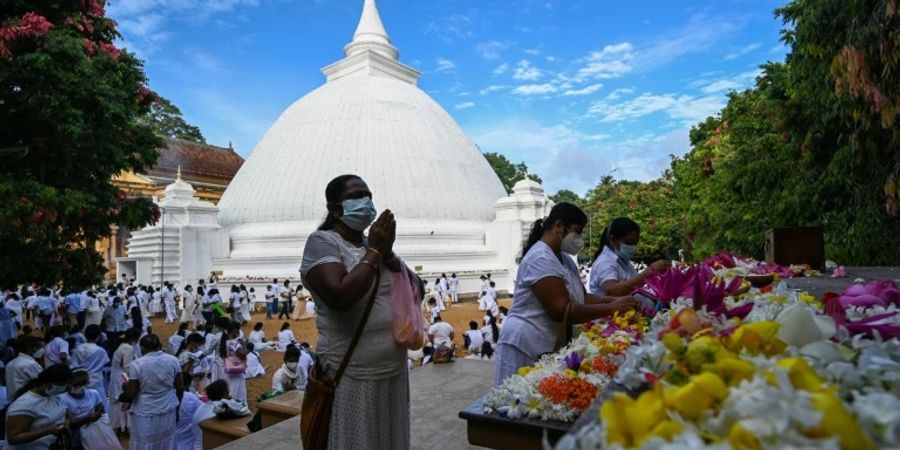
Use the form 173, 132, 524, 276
555, 302, 574, 351
333, 269, 381, 385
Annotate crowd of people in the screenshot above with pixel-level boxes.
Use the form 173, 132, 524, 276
0, 278, 317, 450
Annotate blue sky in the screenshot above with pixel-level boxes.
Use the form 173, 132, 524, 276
107, 0, 789, 196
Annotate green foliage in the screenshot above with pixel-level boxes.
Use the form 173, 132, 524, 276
582, 175, 681, 263
580, 0, 900, 265
0, 0, 163, 288
142, 96, 206, 143
550, 189, 582, 205
483, 152, 543, 194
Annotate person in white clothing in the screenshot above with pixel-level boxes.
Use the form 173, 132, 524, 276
5, 364, 70, 449
217, 322, 247, 403
298, 343, 315, 386
43, 326, 69, 368
164, 283, 178, 324
463, 321, 484, 355
5, 293, 24, 328
426, 298, 440, 324
5, 336, 44, 403
60, 369, 106, 449
427, 316, 454, 349
481, 315, 501, 358
304, 298, 316, 317
168, 323, 190, 355
275, 322, 295, 352
271, 346, 306, 393
109, 328, 139, 434
180, 285, 196, 324
433, 278, 446, 311
174, 373, 202, 450
69, 325, 110, 412
439, 274, 450, 305
588, 217, 671, 296
245, 343, 265, 379
122, 334, 184, 450
190, 381, 229, 450
448, 273, 460, 304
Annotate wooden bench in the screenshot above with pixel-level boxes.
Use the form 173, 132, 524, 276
257, 390, 304, 429
200, 413, 254, 450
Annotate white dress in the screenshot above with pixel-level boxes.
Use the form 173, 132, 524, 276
239, 291, 252, 323
180, 292, 195, 324
276, 330, 295, 352
109, 342, 135, 432
300, 229, 409, 450
220, 339, 247, 403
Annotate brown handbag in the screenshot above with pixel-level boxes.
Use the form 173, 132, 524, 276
300, 270, 381, 450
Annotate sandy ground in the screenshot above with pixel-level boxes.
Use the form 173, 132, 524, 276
145, 297, 512, 411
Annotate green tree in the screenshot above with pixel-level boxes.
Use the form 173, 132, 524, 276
550, 189, 582, 205
143, 96, 206, 143
0, 0, 162, 289
483, 152, 543, 194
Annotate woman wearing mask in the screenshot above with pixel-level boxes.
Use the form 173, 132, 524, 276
109, 328, 140, 434
122, 334, 184, 449
588, 217, 671, 296
179, 285, 195, 325
176, 333, 209, 395
60, 368, 105, 449
271, 345, 305, 393
301, 174, 412, 450
5, 364, 72, 449
495, 203, 639, 386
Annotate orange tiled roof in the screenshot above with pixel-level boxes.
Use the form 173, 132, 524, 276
147, 138, 244, 180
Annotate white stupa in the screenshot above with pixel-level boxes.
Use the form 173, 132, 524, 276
120, 0, 552, 294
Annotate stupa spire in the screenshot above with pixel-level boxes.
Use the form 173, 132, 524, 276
344, 0, 398, 60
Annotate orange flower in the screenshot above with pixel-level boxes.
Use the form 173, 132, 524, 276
537, 374, 599, 412
591, 356, 620, 377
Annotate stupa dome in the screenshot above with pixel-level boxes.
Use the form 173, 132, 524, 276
217, 0, 506, 228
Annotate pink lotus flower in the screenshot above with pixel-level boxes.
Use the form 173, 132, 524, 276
637, 267, 699, 303
837, 280, 898, 308
824, 292, 900, 339
831, 266, 847, 278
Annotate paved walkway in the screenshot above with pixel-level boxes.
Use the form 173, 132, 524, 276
218, 358, 495, 449
784, 266, 900, 297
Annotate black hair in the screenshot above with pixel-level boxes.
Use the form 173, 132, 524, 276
205, 380, 230, 401
281, 322, 291, 331
521, 202, 588, 260
253, 322, 264, 331
469, 321, 478, 330
178, 323, 189, 335
124, 327, 141, 344
177, 332, 205, 356
434, 315, 442, 323
130, 307, 144, 333
218, 322, 237, 359
84, 325, 101, 342
318, 174, 363, 231
488, 315, 500, 343
593, 217, 641, 261
139, 334, 162, 352
284, 345, 301, 361
16, 364, 72, 400
231, 285, 238, 293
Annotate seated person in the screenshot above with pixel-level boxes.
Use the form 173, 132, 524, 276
463, 321, 484, 355
427, 316, 455, 362
191, 380, 230, 450
245, 343, 266, 379
271, 346, 306, 393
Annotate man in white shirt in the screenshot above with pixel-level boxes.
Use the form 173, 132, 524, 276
427, 316, 455, 349
463, 320, 484, 355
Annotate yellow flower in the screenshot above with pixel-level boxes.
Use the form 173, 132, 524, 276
518, 366, 535, 377
799, 292, 822, 308
808, 391, 875, 450
602, 388, 682, 448
729, 423, 763, 450
665, 372, 727, 419
726, 321, 787, 356
702, 356, 756, 386
662, 332, 685, 354
777, 357, 824, 392
564, 368, 578, 379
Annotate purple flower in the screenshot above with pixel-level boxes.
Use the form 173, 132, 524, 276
564, 352, 584, 371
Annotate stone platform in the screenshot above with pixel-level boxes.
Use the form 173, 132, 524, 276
217, 358, 495, 449
783, 266, 900, 297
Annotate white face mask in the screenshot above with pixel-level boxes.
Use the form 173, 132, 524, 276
47, 384, 67, 396
32, 347, 45, 359
285, 362, 299, 370
561, 232, 585, 255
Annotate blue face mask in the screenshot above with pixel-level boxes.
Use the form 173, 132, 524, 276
339, 197, 377, 231
615, 243, 638, 262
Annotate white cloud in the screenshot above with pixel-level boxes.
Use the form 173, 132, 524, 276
725, 42, 762, 60
562, 83, 603, 96
605, 87, 635, 100
512, 83, 558, 95
458, 91, 471, 97
455, 102, 476, 110
587, 91, 725, 125
574, 42, 635, 81
479, 85, 509, 95
698, 69, 761, 94
513, 60, 543, 81
434, 58, 456, 73
476, 41, 513, 60
424, 14, 474, 42
524, 48, 541, 55
492, 63, 510, 75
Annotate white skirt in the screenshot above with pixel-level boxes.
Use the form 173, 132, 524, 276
129, 410, 176, 450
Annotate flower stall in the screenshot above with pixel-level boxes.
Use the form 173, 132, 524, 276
459, 253, 900, 450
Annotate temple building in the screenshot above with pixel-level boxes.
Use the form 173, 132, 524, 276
119, 0, 551, 294
100, 138, 243, 280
